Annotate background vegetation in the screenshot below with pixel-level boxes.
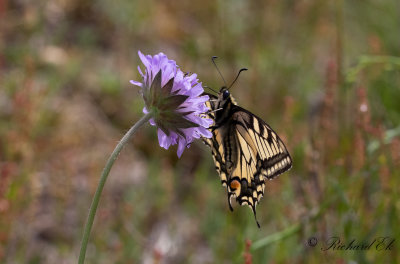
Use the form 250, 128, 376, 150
1, 0, 399, 263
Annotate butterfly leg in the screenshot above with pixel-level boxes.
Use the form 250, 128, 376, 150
209, 125, 218, 132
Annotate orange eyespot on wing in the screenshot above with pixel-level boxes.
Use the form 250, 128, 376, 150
230, 179, 240, 190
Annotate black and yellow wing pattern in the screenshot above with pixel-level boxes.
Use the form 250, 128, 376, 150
203, 90, 292, 227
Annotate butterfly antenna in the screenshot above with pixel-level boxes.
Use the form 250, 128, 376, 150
207, 107, 223, 114
212, 56, 227, 87
203, 85, 218, 94
228, 68, 248, 90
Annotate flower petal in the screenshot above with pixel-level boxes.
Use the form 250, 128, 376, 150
130, 80, 142, 87
157, 129, 171, 149
137, 66, 144, 77
143, 107, 155, 125
138, 51, 150, 68
176, 137, 187, 158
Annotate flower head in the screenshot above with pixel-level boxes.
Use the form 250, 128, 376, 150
130, 51, 212, 157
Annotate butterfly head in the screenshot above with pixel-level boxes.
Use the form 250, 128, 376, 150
221, 87, 230, 100
217, 87, 234, 108
218, 86, 231, 100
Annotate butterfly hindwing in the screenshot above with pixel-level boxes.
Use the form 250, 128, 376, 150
229, 108, 292, 217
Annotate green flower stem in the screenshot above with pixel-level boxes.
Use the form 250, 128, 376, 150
78, 112, 152, 264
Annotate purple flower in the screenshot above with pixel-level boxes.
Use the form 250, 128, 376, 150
130, 51, 213, 157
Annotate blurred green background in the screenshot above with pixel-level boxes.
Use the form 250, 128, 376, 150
1, 0, 399, 263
